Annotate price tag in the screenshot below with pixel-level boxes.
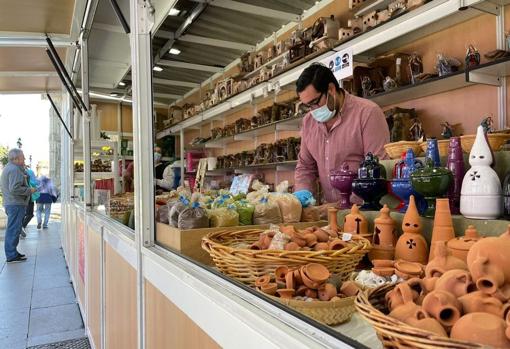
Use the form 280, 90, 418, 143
396, 58, 402, 65
342, 233, 353, 242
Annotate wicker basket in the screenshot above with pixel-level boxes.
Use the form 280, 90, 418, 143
201, 229, 371, 286
266, 294, 356, 325
419, 139, 449, 158
384, 141, 422, 159
355, 284, 483, 349
461, 133, 510, 153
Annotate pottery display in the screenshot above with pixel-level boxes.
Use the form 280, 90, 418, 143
467, 225, 510, 301
422, 290, 462, 328
386, 282, 416, 311
460, 125, 503, 219
446, 137, 465, 215
327, 207, 339, 234
368, 204, 397, 261
411, 158, 453, 218
330, 163, 357, 210
342, 204, 369, 238
388, 302, 427, 323
352, 153, 387, 210
394, 195, 429, 264
450, 312, 510, 348
447, 225, 482, 263
503, 171, 510, 218
429, 199, 455, 261
425, 138, 441, 167
425, 241, 467, 278
407, 317, 448, 337
434, 269, 474, 298
459, 291, 503, 316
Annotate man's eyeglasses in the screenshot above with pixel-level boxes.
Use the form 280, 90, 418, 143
302, 93, 324, 109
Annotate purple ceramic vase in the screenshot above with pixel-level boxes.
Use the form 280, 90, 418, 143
330, 163, 357, 209
446, 137, 465, 215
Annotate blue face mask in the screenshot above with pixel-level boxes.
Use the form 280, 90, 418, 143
311, 93, 336, 123
154, 152, 162, 163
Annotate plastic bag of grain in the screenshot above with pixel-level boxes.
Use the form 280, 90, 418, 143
301, 205, 321, 222
208, 204, 240, 227
233, 199, 255, 226
269, 181, 302, 223
178, 194, 209, 229
246, 180, 270, 204
168, 195, 190, 228
253, 196, 282, 225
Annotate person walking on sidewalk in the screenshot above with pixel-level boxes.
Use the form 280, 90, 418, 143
20, 166, 40, 238
0, 149, 35, 263
36, 175, 58, 229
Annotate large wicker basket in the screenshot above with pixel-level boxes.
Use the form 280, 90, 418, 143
355, 284, 483, 349
384, 141, 422, 159
461, 133, 510, 153
266, 294, 356, 325
201, 229, 371, 286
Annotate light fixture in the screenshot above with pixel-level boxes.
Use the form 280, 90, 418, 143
168, 8, 181, 16
153, 66, 163, 72
169, 48, 181, 55
118, 81, 126, 86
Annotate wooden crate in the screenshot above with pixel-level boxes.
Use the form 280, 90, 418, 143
156, 221, 327, 266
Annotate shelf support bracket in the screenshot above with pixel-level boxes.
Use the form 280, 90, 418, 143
460, 0, 499, 15
467, 71, 501, 86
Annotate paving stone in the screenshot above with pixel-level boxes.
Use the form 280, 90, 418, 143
28, 304, 83, 338
31, 286, 76, 309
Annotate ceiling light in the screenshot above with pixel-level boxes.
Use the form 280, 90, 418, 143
169, 48, 181, 55
153, 66, 163, 72
168, 8, 181, 16
118, 81, 126, 86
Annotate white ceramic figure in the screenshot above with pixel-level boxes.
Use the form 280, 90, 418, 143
460, 125, 503, 219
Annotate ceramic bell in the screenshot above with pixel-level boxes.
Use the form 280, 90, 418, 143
460, 125, 503, 219
343, 204, 370, 240
429, 199, 455, 261
394, 195, 429, 264
351, 153, 387, 210
447, 225, 481, 263
446, 137, 465, 215
329, 163, 357, 210
368, 204, 397, 261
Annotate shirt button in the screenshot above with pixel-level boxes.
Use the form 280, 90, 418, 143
326, 139, 329, 143
326, 157, 329, 161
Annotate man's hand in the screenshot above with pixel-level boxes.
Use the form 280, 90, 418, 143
30, 188, 37, 193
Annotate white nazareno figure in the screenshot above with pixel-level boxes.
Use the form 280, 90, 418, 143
460, 125, 502, 219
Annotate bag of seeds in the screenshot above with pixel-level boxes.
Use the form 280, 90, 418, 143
208, 204, 240, 227
253, 196, 282, 225
168, 195, 190, 228
233, 199, 255, 226
178, 194, 209, 230
270, 181, 302, 223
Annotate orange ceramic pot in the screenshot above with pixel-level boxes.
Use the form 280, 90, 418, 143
305, 288, 318, 299
372, 267, 395, 277
435, 269, 474, 298
328, 207, 340, 233
340, 281, 361, 297
386, 283, 415, 311
285, 271, 295, 290
422, 277, 439, 293
343, 204, 369, 235
425, 241, 467, 278
304, 263, 330, 283
451, 312, 510, 348
373, 259, 395, 268
304, 233, 318, 247
447, 225, 482, 263
407, 317, 448, 337
274, 266, 289, 281
395, 260, 423, 276
313, 228, 330, 243
407, 277, 427, 305
389, 302, 428, 324
368, 245, 395, 261
277, 288, 295, 299
422, 290, 462, 328
261, 283, 278, 296
314, 242, 329, 251
395, 195, 429, 264
255, 274, 271, 288
318, 283, 337, 301
329, 239, 348, 250
459, 291, 503, 316
284, 242, 300, 251
429, 198, 455, 261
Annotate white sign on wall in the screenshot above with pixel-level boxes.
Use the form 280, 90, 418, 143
321, 48, 354, 81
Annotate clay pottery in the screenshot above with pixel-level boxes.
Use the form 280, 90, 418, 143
277, 288, 295, 299
295, 285, 307, 297
255, 274, 271, 288
284, 242, 300, 251
250, 242, 264, 250
407, 277, 427, 305
291, 236, 307, 248
372, 267, 395, 277
446, 137, 465, 215
327, 207, 339, 234
422, 277, 439, 293
386, 283, 415, 311
373, 259, 395, 268
285, 271, 295, 290
318, 283, 337, 301
313, 229, 330, 243
280, 225, 298, 237
467, 225, 510, 301
394, 260, 423, 277
425, 241, 467, 278
395, 270, 413, 280
447, 225, 482, 263
343, 204, 369, 236
274, 266, 289, 281
340, 281, 361, 297
300, 269, 321, 290
394, 195, 429, 264
451, 312, 510, 348
368, 245, 395, 261
261, 283, 278, 296
460, 125, 503, 219
369, 204, 397, 261
314, 242, 330, 251
352, 153, 388, 210
425, 138, 441, 168
261, 234, 273, 249
407, 317, 448, 337
330, 162, 357, 210
304, 263, 330, 283
429, 198, 455, 261
459, 291, 503, 316
305, 288, 318, 299
435, 269, 474, 298
422, 290, 462, 328
389, 302, 428, 324
304, 233, 318, 247
411, 158, 453, 218
293, 269, 303, 285
329, 239, 347, 250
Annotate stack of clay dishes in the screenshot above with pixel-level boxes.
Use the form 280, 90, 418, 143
371, 260, 424, 280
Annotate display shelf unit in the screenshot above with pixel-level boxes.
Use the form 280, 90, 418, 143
466, 56, 510, 85
354, 0, 395, 17
234, 160, 298, 173
74, 172, 115, 180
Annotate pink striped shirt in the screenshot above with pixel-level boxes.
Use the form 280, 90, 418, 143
295, 92, 390, 203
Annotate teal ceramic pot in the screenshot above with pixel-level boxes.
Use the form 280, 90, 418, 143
411, 159, 453, 217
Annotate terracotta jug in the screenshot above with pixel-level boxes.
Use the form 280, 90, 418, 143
340, 281, 361, 297
389, 302, 428, 324
386, 282, 416, 311
343, 204, 369, 238
422, 290, 462, 328
467, 225, 510, 302
447, 225, 482, 263
459, 291, 503, 316
394, 195, 429, 264
425, 241, 467, 278
434, 269, 474, 298
368, 204, 397, 261
327, 207, 339, 234
422, 277, 439, 293
429, 198, 455, 261
407, 317, 448, 337
407, 277, 427, 305
451, 312, 510, 348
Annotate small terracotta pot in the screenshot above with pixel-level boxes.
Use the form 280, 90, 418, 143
368, 245, 395, 262
407, 317, 447, 337
305, 288, 318, 299
300, 268, 321, 290
394, 260, 423, 276
304, 263, 330, 283
314, 229, 330, 243
451, 312, 510, 348
407, 278, 427, 305
329, 239, 348, 250
389, 302, 428, 323
318, 283, 337, 301
395, 270, 412, 280
425, 241, 467, 278
372, 259, 395, 268
386, 283, 415, 311
340, 281, 361, 298
277, 288, 295, 299
295, 285, 307, 297
261, 235, 273, 249
435, 269, 474, 298
314, 242, 330, 251
422, 277, 439, 293
250, 242, 264, 250
284, 242, 300, 251
285, 271, 295, 290
292, 236, 307, 248
372, 267, 395, 277
422, 290, 462, 328
274, 266, 289, 281
459, 291, 503, 316
261, 283, 278, 296
255, 274, 271, 288
293, 269, 303, 285
304, 233, 318, 247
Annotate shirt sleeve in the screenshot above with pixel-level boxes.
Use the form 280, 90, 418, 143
156, 165, 174, 190
9, 170, 32, 197
294, 126, 319, 195
362, 106, 390, 160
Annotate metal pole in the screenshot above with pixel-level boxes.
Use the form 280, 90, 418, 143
47, 93, 73, 140
46, 49, 83, 112
80, 35, 92, 207
131, 1, 155, 348
180, 129, 185, 186
497, 5, 507, 129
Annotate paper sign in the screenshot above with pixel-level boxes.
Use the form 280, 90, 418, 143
321, 48, 354, 81
342, 233, 353, 242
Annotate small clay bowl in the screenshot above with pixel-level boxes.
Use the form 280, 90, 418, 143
285, 271, 295, 290
318, 283, 337, 301
300, 268, 321, 290
255, 274, 271, 288
261, 283, 277, 296
372, 267, 395, 277
395, 261, 423, 276
314, 229, 330, 243
274, 266, 289, 281
295, 285, 307, 296
372, 259, 395, 268
304, 263, 330, 283
261, 235, 272, 249
340, 281, 360, 297
329, 239, 347, 250
284, 242, 300, 251
304, 233, 318, 247
395, 270, 412, 280
314, 242, 330, 251
250, 242, 264, 250
305, 288, 318, 299
292, 236, 307, 247
276, 288, 295, 299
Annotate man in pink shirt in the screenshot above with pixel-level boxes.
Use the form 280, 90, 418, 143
294, 63, 390, 204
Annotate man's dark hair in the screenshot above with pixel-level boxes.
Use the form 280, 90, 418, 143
296, 63, 341, 94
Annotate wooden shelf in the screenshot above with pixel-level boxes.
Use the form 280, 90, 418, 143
354, 0, 394, 18
466, 56, 510, 86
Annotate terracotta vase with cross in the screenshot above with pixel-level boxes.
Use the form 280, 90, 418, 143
395, 195, 429, 264
343, 204, 371, 242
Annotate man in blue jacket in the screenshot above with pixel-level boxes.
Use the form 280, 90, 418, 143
0, 149, 36, 262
